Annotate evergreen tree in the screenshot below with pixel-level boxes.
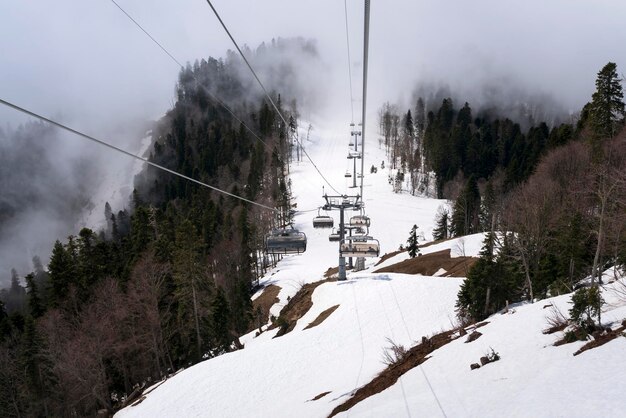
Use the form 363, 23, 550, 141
211, 287, 231, 353
24, 274, 44, 319
404, 109, 414, 138
407, 225, 420, 258
433, 207, 449, 241
456, 232, 524, 321
451, 175, 481, 236
172, 220, 209, 361
20, 316, 53, 417
414, 97, 426, 136
590, 62, 625, 140
47, 240, 74, 308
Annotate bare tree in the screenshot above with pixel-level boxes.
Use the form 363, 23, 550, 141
503, 177, 561, 301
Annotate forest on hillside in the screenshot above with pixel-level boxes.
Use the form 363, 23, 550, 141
0, 38, 315, 417
381, 62, 626, 325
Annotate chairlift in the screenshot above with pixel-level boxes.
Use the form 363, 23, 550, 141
312, 211, 334, 229
340, 237, 380, 258
328, 228, 341, 242
350, 214, 371, 227
265, 228, 307, 255
347, 151, 362, 159
345, 171, 352, 178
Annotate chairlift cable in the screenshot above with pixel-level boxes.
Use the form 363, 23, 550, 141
0, 98, 278, 213
387, 280, 448, 418
343, 0, 355, 124
204, 0, 343, 196
359, 0, 370, 200
108, 0, 270, 149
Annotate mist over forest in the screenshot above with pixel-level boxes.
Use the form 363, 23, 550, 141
0, 37, 326, 287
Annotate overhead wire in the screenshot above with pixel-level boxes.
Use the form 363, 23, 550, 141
387, 281, 449, 418
343, 0, 355, 124
203, 0, 343, 196
108, 0, 270, 149
359, 0, 370, 200
376, 285, 413, 418
0, 98, 278, 213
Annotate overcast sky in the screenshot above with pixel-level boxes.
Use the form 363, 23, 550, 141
3, 0, 626, 129
1, 0, 626, 281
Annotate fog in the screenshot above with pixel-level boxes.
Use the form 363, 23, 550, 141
1, 0, 626, 285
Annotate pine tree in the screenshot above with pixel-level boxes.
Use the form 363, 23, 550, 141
24, 274, 44, 319
451, 175, 481, 236
173, 220, 209, 361
407, 225, 420, 258
211, 287, 231, 353
590, 62, 625, 140
433, 207, 450, 241
47, 240, 79, 308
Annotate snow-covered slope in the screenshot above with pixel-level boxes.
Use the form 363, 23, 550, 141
116, 122, 626, 418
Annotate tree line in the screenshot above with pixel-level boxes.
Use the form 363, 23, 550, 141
0, 41, 305, 417
421, 63, 625, 324
386, 63, 626, 325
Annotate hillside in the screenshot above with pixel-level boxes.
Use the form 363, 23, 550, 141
116, 121, 626, 418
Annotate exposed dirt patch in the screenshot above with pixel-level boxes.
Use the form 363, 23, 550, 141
248, 284, 281, 333
574, 325, 626, 356
373, 249, 477, 277
542, 323, 568, 335
310, 391, 332, 401
375, 250, 404, 266
304, 305, 340, 330
465, 331, 482, 343
328, 329, 459, 417
324, 267, 339, 278
271, 279, 332, 338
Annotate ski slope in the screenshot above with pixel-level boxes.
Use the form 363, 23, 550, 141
116, 122, 626, 418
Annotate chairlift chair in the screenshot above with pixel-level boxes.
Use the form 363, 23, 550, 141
345, 171, 352, 178
350, 215, 371, 227
339, 237, 380, 258
328, 228, 341, 242
265, 228, 307, 255
312, 214, 334, 229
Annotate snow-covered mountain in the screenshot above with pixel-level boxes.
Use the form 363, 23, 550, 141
116, 121, 626, 418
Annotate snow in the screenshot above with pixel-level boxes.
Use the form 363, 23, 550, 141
116, 121, 626, 418
345, 279, 626, 418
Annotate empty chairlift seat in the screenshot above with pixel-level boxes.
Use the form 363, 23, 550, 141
328, 229, 341, 242
347, 151, 362, 159
340, 237, 380, 258
313, 215, 334, 229
265, 228, 307, 254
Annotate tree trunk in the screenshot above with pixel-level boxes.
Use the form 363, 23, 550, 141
191, 280, 202, 359
520, 251, 534, 302
592, 196, 606, 286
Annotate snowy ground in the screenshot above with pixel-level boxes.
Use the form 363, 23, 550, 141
116, 120, 626, 418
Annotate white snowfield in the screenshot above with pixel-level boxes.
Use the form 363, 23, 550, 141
117, 122, 626, 418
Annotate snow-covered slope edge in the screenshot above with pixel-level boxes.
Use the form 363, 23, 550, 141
115, 120, 626, 418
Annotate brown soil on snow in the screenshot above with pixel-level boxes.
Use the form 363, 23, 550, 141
271, 279, 333, 337
375, 250, 403, 266
310, 391, 332, 401
304, 305, 340, 330
374, 249, 477, 277
328, 328, 460, 417
573, 323, 626, 356
248, 284, 281, 333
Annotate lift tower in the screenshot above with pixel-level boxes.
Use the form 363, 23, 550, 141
322, 194, 363, 280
